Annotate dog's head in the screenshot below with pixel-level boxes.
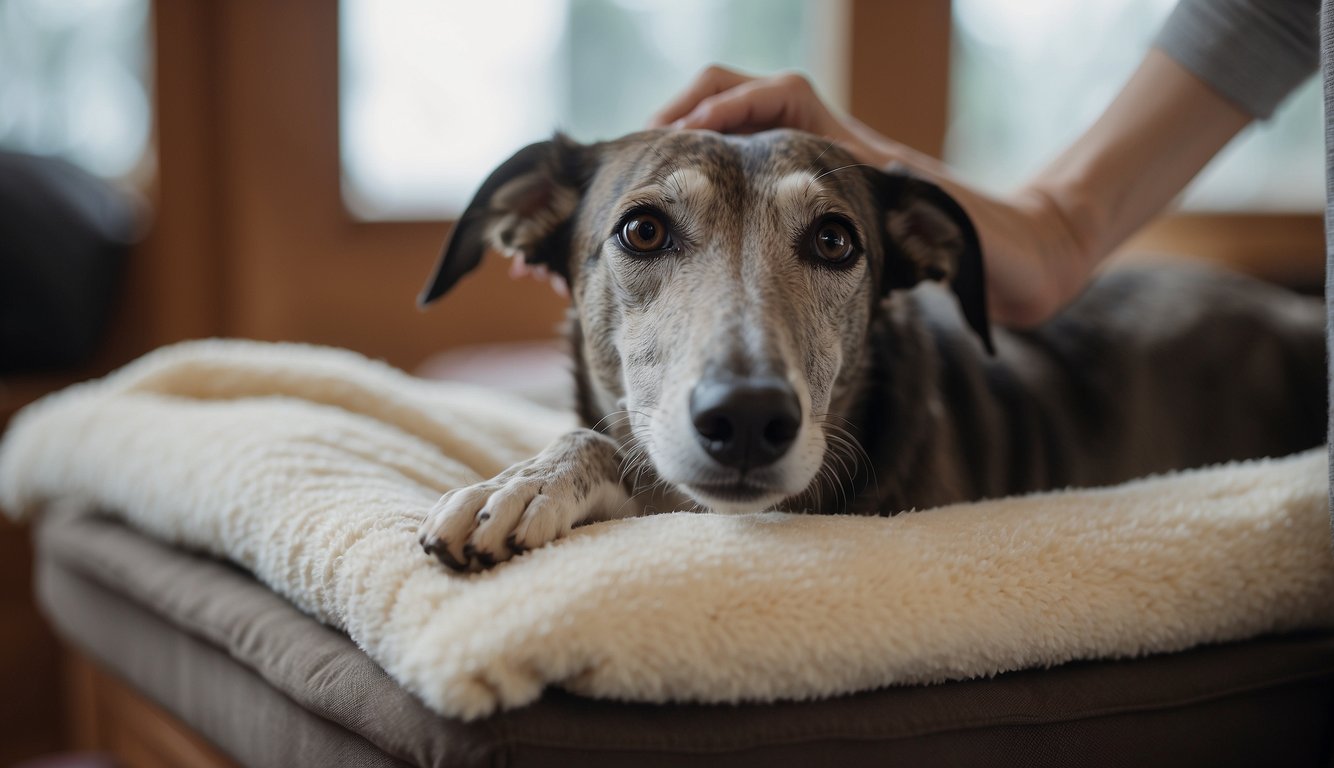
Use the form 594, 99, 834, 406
422, 129, 990, 513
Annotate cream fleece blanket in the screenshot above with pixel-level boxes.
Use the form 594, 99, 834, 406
3, 339, 1333, 720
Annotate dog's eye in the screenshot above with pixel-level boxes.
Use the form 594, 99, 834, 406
618, 212, 671, 253
811, 218, 856, 264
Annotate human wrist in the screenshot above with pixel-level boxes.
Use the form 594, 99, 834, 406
1015, 181, 1106, 305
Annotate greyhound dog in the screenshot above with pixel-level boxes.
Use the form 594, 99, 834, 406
417, 128, 1325, 572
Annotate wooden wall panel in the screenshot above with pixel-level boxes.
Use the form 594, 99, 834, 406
0, 520, 62, 765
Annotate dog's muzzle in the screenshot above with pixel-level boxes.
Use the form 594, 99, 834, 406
689, 376, 801, 470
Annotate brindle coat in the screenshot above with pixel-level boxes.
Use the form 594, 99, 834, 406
417, 129, 1325, 572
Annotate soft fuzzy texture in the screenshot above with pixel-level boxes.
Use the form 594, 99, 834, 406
2, 339, 1333, 720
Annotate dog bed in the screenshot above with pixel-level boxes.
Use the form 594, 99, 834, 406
3, 339, 1333, 722
36, 502, 1334, 767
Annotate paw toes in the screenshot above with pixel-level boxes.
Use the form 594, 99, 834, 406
466, 483, 537, 564
423, 458, 600, 571
511, 495, 574, 551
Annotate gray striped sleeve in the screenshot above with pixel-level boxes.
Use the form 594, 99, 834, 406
1152, 0, 1320, 118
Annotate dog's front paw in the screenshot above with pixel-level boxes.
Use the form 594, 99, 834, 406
417, 472, 574, 572
417, 431, 629, 572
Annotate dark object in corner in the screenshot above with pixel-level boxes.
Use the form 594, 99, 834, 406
0, 151, 138, 373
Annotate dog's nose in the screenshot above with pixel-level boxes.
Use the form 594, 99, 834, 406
689, 377, 801, 469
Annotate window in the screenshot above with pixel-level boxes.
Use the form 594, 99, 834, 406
948, 0, 1323, 212
340, 0, 848, 219
0, 0, 152, 182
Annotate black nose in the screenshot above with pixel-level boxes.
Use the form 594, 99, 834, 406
689, 376, 801, 469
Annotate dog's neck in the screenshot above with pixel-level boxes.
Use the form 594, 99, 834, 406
851, 294, 956, 512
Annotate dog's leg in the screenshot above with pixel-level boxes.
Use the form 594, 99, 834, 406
418, 429, 631, 571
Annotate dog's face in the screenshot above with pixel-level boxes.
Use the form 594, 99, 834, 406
422, 129, 990, 513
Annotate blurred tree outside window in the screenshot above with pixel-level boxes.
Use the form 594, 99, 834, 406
948, 0, 1323, 212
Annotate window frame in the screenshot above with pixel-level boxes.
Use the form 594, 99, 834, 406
143, 0, 1323, 372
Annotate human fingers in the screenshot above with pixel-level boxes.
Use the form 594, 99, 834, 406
673, 73, 824, 135
646, 64, 754, 128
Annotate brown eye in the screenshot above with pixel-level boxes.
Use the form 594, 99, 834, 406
812, 218, 855, 264
618, 212, 670, 252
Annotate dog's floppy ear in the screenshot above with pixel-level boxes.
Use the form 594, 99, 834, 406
873, 171, 994, 354
419, 135, 590, 306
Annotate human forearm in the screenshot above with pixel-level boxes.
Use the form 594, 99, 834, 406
1035, 51, 1251, 253
1021, 51, 1252, 302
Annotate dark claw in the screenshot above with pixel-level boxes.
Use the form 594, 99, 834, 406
505, 534, 527, 555
430, 543, 467, 572
463, 543, 497, 569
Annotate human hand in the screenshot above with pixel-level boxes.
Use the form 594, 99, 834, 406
647, 65, 893, 168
